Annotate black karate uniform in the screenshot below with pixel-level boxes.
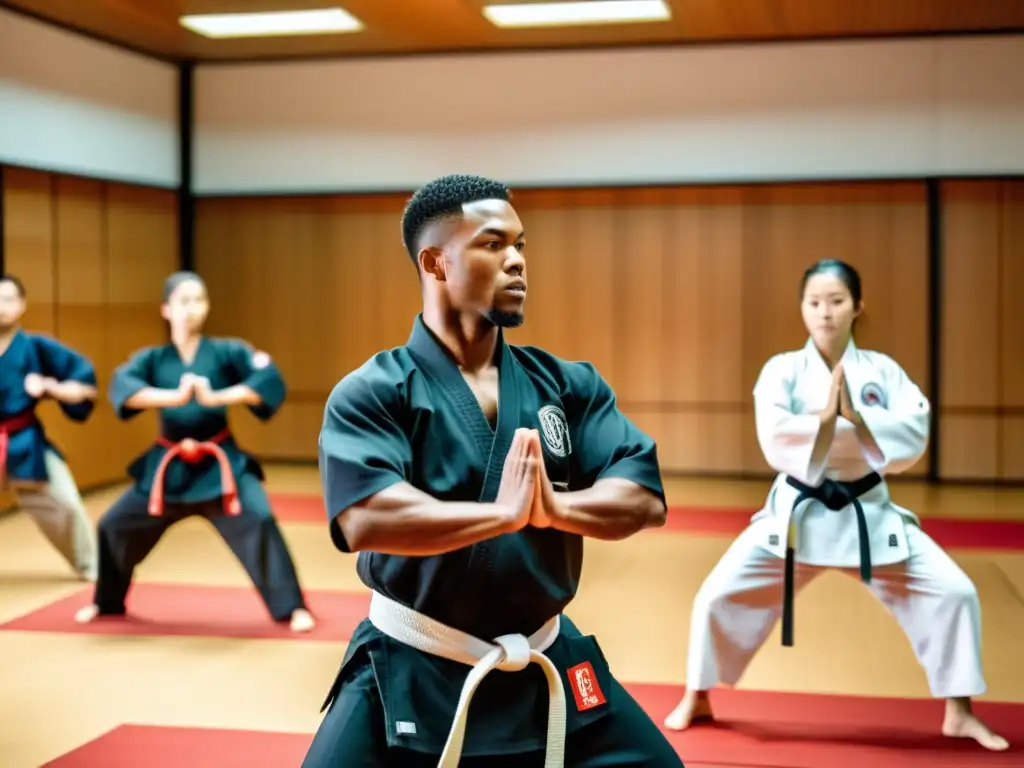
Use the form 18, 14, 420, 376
90, 337, 307, 622
303, 316, 682, 766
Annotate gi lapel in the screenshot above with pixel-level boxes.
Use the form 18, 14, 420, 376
0, 332, 31, 412
0, 329, 18, 363
837, 339, 864, 407
804, 337, 857, 369
8, 329, 28, 364
405, 315, 518, 502
803, 337, 831, 377
798, 338, 831, 413
478, 338, 520, 503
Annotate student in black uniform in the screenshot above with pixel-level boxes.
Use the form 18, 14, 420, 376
303, 174, 683, 767
74, 271, 315, 633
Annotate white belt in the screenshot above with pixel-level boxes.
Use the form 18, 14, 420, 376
368, 591, 566, 768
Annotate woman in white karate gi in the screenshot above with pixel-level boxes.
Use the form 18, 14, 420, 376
664, 259, 1007, 752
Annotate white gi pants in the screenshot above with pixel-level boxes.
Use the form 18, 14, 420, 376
9, 449, 97, 580
686, 517, 986, 699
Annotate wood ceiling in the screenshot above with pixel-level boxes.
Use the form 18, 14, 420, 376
4, 0, 1024, 63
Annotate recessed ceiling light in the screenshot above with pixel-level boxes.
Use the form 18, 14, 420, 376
179, 8, 363, 39
483, 0, 671, 28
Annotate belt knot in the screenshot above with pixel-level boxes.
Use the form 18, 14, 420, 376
493, 634, 532, 672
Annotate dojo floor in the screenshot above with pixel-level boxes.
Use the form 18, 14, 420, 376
2, 465, 1024, 767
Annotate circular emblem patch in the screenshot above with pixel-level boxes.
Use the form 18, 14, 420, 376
538, 405, 571, 458
860, 382, 886, 408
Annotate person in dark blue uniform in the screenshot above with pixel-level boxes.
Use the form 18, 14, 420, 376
302, 175, 683, 767
0, 274, 98, 580
73, 271, 315, 633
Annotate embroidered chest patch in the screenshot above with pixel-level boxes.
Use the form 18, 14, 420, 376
860, 382, 887, 408
538, 404, 571, 457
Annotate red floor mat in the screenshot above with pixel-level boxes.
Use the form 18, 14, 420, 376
270, 492, 1024, 551
633, 684, 1024, 767
661, 506, 1024, 551
0, 583, 369, 642
269, 493, 326, 523
42, 725, 309, 767
38, 724, 737, 767
43, 687, 1024, 767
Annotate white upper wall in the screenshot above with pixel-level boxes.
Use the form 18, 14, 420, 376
194, 35, 1024, 194
0, 7, 179, 188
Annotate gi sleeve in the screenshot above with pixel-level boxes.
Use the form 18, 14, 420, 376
753, 354, 828, 486
222, 339, 287, 421
109, 347, 157, 421
857, 357, 930, 475
318, 368, 414, 552
568, 362, 666, 508
32, 335, 98, 422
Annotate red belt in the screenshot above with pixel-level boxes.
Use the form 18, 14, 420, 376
148, 429, 240, 517
0, 411, 39, 488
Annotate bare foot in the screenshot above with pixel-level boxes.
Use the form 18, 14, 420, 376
943, 699, 1009, 751
664, 689, 714, 731
290, 608, 315, 633
74, 604, 100, 624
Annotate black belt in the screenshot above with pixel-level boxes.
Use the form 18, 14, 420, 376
780, 472, 883, 648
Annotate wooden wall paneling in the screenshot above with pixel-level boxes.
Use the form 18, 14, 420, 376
939, 181, 1008, 481
2, 170, 179, 490
2, 168, 56, 334
999, 181, 1024, 480
617, 189, 669, 406
105, 184, 179, 306
1, 168, 54, 510
660, 188, 748, 474
45, 176, 109, 488
195, 198, 266, 453
505, 189, 571, 356
192, 180, 931, 475
836, 182, 931, 477
611, 190, 675, 470
374, 203, 425, 354
561, 194, 618, 379
324, 198, 385, 374
741, 185, 825, 475
197, 198, 270, 457
260, 198, 337, 459
507, 188, 618, 376
104, 182, 180, 479
937, 177, 1024, 482
509, 187, 754, 476
196, 194, 422, 460
239, 200, 301, 458
0, 171, 93, 490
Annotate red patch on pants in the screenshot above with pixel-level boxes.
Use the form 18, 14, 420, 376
566, 661, 606, 711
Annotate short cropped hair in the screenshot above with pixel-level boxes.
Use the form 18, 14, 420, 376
401, 174, 511, 265
0, 274, 26, 298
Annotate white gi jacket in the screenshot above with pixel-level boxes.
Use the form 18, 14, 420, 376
751, 338, 931, 568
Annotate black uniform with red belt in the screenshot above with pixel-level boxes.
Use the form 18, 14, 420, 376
89, 336, 307, 623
